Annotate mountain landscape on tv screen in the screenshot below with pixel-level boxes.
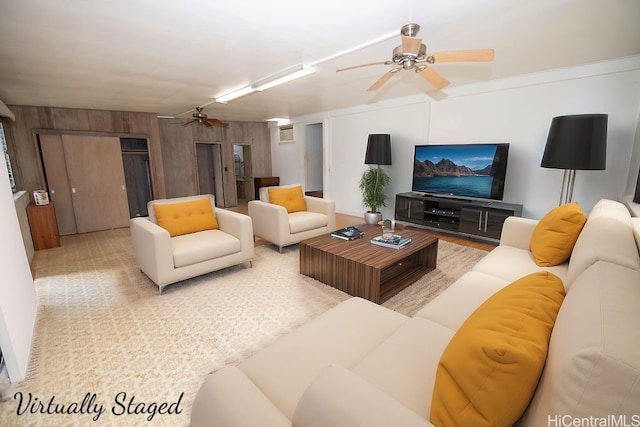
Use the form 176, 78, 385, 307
413, 158, 491, 177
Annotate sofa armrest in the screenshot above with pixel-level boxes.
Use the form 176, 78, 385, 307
499, 216, 539, 249
293, 364, 433, 427
248, 200, 291, 242
305, 196, 336, 230
129, 217, 174, 285
191, 366, 291, 427
215, 208, 254, 251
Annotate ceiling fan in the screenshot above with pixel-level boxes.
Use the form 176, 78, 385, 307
337, 23, 495, 92
182, 107, 229, 128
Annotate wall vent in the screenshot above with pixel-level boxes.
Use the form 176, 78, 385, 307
279, 125, 294, 142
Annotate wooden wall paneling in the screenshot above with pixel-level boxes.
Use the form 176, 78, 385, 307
245, 122, 272, 177
62, 135, 130, 233
5, 106, 166, 202
225, 122, 245, 144
87, 109, 114, 131
144, 114, 165, 199
39, 134, 78, 235
158, 118, 198, 197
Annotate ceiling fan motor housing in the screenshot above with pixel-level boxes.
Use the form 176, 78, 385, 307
401, 23, 420, 37
392, 45, 427, 70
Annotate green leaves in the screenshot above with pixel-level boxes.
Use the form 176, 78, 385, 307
359, 165, 391, 213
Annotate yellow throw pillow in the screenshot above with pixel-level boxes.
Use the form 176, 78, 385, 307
153, 198, 219, 237
529, 202, 587, 266
268, 186, 307, 213
430, 271, 565, 427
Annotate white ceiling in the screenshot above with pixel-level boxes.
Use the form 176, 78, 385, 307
1, 0, 639, 122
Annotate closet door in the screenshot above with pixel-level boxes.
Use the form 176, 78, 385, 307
39, 134, 78, 235
62, 135, 130, 233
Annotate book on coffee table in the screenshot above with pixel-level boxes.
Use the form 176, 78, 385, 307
331, 226, 364, 240
371, 234, 412, 249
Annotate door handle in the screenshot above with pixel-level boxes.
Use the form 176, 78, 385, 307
484, 211, 489, 232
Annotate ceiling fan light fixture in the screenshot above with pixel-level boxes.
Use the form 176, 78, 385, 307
215, 86, 257, 103
255, 65, 316, 91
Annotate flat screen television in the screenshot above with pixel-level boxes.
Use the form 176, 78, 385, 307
411, 143, 510, 200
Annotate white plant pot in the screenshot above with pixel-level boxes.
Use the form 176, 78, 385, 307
364, 212, 382, 225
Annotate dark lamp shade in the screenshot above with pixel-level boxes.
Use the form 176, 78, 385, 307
541, 114, 608, 170
364, 134, 392, 165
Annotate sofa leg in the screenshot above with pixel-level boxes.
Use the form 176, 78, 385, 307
279, 246, 283, 254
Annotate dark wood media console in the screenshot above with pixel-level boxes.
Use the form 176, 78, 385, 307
395, 192, 523, 243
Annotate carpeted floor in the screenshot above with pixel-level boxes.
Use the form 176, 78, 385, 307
0, 228, 487, 426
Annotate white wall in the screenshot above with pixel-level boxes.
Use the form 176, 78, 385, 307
274, 56, 640, 220
0, 152, 37, 382
328, 98, 429, 219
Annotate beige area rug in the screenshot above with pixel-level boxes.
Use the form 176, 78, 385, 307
0, 229, 487, 426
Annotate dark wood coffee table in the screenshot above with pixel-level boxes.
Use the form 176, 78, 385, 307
299, 224, 438, 303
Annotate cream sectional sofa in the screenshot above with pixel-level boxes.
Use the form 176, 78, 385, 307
191, 199, 640, 426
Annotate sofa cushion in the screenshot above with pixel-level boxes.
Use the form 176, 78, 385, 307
294, 364, 431, 427
288, 211, 328, 234
353, 317, 455, 419
171, 229, 240, 268
191, 366, 291, 427
430, 271, 565, 427
268, 185, 307, 213
238, 297, 408, 419
520, 261, 640, 424
153, 198, 219, 237
414, 271, 510, 331
472, 245, 568, 285
529, 202, 586, 267
565, 200, 640, 286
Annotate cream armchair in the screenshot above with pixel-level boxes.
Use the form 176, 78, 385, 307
130, 195, 254, 293
248, 185, 335, 252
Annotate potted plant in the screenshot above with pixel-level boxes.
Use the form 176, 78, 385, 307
359, 164, 391, 225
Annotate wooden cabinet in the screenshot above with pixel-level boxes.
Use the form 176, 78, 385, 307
27, 203, 61, 250
395, 192, 523, 243
459, 206, 515, 240
395, 196, 426, 224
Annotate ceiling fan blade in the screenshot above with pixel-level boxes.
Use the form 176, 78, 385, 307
181, 119, 197, 127
367, 70, 397, 92
417, 67, 450, 90
336, 61, 389, 72
202, 120, 213, 128
402, 36, 422, 56
431, 49, 495, 63
207, 118, 229, 128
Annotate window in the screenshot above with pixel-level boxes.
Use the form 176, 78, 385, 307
0, 122, 15, 190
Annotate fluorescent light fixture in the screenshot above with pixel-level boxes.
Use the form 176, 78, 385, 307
255, 66, 316, 91
215, 86, 257, 103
